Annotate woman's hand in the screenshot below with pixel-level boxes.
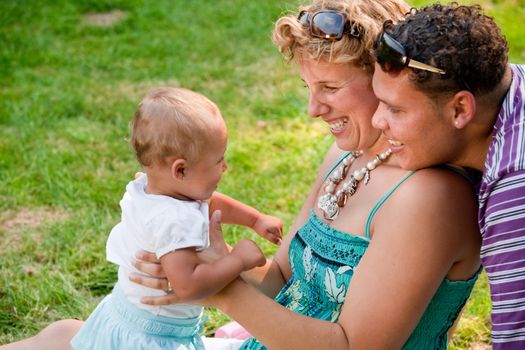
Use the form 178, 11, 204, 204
129, 210, 230, 305
198, 210, 231, 263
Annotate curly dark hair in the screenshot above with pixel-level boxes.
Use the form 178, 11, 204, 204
379, 3, 508, 97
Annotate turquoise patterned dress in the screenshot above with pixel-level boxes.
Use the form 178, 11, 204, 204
240, 157, 480, 350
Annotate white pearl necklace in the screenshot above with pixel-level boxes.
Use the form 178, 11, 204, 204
317, 149, 393, 221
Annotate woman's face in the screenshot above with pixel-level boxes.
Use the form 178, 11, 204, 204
298, 59, 382, 151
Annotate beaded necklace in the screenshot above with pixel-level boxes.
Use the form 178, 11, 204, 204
317, 149, 393, 221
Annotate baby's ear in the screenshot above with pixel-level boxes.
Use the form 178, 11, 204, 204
170, 159, 187, 180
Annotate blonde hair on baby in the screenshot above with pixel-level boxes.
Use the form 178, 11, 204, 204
131, 87, 223, 166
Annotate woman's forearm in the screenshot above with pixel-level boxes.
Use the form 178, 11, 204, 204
213, 279, 350, 350
240, 258, 287, 298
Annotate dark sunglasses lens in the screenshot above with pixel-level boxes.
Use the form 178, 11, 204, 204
311, 12, 345, 39
298, 11, 309, 26
377, 33, 406, 72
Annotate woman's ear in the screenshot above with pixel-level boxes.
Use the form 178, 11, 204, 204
451, 90, 476, 129
170, 159, 187, 180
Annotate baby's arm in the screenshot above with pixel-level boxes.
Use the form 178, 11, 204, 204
210, 192, 282, 244
160, 239, 265, 301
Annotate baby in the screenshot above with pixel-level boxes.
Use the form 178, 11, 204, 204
71, 87, 282, 349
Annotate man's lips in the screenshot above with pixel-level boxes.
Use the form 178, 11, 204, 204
388, 139, 404, 147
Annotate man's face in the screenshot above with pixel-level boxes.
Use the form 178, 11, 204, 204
371, 64, 458, 170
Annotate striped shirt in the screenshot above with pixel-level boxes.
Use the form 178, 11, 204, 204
479, 64, 525, 349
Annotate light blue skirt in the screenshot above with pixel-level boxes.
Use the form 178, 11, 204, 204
71, 286, 204, 350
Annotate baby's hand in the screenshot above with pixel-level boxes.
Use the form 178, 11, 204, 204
253, 214, 283, 245
231, 239, 266, 270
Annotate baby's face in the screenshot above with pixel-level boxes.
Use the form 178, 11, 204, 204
182, 122, 228, 201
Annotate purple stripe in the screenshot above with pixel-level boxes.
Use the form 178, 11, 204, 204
489, 279, 525, 296
482, 227, 525, 249
493, 341, 525, 350
484, 252, 525, 272
491, 289, 525, 302
492, 314, 525, 330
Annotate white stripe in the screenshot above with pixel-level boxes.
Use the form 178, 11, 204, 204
492, 304, 525, 313
482, 246, 525, 259
493, 289, 525, 297
493, 336, 525, 343
482, 227, 525, 243
493, 319, 525, 326
484, 257, 525, 269
486, 194, 525, 213
482, 235, 525, 252
484, 204, 525, 224
490, 181, 525, 197
487, 265, 525, 279
489, 274, 525, 285
493, 327, 525, 335
492, 296, 525, 308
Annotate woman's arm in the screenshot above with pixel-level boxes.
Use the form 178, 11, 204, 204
213, 278, 351, 349
205, 168, 480, 349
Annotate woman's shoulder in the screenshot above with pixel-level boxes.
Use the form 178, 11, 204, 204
400, 166, 476, 199
317, 143, 350, 174
371, 165, 480, 263
374, 165, 478, 235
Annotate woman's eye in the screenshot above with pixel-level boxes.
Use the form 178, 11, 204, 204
388, 107, 400, 114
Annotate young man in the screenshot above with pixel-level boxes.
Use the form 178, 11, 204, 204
371, 4, 525, 349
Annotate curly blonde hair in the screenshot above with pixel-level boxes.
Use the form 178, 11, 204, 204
131, 87, 223, 167
272, 0, 409, 73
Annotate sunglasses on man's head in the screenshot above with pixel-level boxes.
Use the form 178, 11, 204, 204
298, 10, 361, 41
376, 31, 446, 75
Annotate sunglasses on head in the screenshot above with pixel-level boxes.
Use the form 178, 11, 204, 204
376, 31, 446, 75
298, 10, 361, 41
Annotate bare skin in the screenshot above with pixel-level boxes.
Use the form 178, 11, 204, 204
0, 320, 82, 350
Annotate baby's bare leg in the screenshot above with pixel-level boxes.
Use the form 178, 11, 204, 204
0, 319, 83, 350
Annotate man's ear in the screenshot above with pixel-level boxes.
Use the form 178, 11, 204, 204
170, 159, 187, 180
451, 90, 476, 129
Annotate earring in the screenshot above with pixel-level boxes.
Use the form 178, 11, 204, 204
455, 120, 460, 127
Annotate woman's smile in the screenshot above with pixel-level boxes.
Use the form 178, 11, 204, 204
328, 117, 348, 134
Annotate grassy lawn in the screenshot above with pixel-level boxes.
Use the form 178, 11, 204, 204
1, 0, 523, 348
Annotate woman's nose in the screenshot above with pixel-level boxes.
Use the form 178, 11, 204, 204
308, 93, 330, 118
222, 160, 228, 172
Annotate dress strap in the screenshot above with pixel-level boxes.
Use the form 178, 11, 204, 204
323, 151, 352, 181
365, 171, 415, 239
439, 164, 481, 187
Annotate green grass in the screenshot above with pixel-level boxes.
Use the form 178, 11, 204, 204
0, 0, 523, 347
